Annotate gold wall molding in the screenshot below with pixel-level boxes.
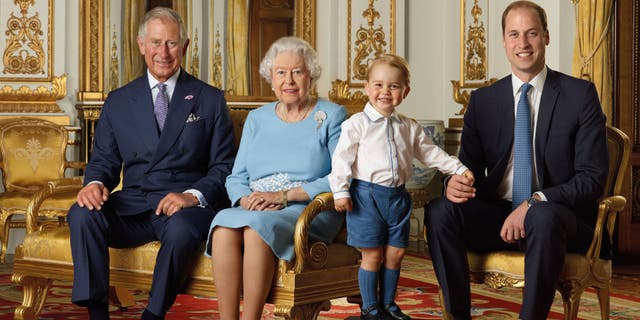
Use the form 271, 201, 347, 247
296, 0, 316, 48
0, 74, 67, 112
450, 0, 495, 128
109, 26, 119, 92
328, 79, 368, 115
210, 27, 223, 89
347, 0, 395, 87
190, 28, 200, 79
78, 0, 106, 102
1, 0, 53, 81
464, 0, 487, 81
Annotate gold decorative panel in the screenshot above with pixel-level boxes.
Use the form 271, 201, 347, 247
347, 0, 395, 87
450, 0, 496, 128
0, 0, 53, 81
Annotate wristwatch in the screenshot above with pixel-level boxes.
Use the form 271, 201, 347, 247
527, 197, 538, 208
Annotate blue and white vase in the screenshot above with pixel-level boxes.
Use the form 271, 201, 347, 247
406, 120, 446, 189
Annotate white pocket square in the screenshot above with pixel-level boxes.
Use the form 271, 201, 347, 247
186, 113, 201, 123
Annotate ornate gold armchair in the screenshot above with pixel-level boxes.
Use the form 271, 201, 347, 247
0, 118, 84, 263
11, 108, 362, 320
431, 126, 630, 320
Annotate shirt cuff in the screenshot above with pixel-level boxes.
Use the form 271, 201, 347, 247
533, 191, 547, 202
184, 189, 207, 207
333, 191, 351, 200
455, 165, 469, 176
87, 180, 103, 186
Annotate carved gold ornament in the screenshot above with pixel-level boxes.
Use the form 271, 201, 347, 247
352, 0, 387, 81
211, 27, 222, 88
2, 0, 45, 75
190, 29, 200, 79
0, 74, 66, 112
464, 0, 487, 81
11, 137, 57, 172
109, 27, 119, 92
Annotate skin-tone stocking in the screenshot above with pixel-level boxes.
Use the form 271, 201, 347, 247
241, 228, 277, 320
212, 227, 243, 320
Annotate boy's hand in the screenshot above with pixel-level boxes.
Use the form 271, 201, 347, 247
334, 198, 353, 212
462, 169, 475, 184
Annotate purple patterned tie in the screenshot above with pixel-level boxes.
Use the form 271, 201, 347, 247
154, 83, 169, 131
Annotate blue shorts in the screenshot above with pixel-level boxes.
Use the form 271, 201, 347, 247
346, 179, 412, 249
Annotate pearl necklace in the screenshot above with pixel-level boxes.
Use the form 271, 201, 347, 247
278, 101, 313, 123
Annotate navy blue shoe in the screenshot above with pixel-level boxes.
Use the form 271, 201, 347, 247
383, 303, 411, 320
361, 305, 392, 320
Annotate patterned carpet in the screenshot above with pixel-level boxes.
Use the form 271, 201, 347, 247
1, 254, 639, 319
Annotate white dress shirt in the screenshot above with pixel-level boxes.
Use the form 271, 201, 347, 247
496, 67, 548, 202
329, 103, 467, 200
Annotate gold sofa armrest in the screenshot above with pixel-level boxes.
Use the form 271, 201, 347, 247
292, 192, 337, 273
25, 177, 83, 233
65, 161, 87, 170
585, 195, 626, 260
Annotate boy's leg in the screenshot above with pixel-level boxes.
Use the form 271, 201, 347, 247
360, 247, 385, 313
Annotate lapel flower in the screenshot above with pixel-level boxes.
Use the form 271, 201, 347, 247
184, 95, 194, 100
314, 110, 327, 129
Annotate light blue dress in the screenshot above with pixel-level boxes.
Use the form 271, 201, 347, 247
206, 99, 347, 261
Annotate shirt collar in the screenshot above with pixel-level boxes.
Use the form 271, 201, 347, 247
511, 66, 547, 96
147, 69, 181, 91
363, 102, 400, 122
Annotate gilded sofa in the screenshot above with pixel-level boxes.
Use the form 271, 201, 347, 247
11, 106, 362, 320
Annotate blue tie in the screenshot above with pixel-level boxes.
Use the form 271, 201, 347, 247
512, 83, 532, 210
154, 83, 169, 131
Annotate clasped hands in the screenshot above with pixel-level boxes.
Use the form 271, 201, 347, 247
240, 191, 285, 211
77, 183, 199, 216
445, 169, 530, 244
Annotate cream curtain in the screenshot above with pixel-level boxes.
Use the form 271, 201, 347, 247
123, 0, 146, 83
226, 0, 249, 95
571, 0, 614, 123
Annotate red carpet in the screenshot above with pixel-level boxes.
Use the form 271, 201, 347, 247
1, 255, 639, 319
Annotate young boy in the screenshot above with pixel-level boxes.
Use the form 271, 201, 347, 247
328, 54, 474, 320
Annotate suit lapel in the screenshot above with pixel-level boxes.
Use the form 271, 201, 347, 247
129, 76, 160, 151
535, 69, 560, 188
149, 71, 199, 168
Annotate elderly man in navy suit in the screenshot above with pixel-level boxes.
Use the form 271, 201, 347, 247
425, 1, 609, 319
67, 6, 235, 320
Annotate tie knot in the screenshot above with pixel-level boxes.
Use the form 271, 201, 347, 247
521, 83, 532, 95
156, 82, 167, 93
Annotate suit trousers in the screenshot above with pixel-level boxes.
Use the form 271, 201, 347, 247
67, 203, 216, 317
424, 197, 593, 320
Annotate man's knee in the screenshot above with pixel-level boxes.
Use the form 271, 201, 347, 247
67, 204, 100, 228
424, 198, 457, 229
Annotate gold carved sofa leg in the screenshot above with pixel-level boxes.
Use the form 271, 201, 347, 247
273, 300, 331, 320
108, 286, 136, 310
10, 273, 53, 320
557, 279, 583, 320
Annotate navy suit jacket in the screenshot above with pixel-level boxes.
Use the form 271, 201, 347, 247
84, 70, 236, 216
460, 68, 608, 227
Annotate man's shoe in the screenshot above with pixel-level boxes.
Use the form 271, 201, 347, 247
382, 303, 411, 320
141, 309, 164, 320
361, 305, 391, 320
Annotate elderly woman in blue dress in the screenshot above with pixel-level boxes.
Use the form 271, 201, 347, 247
207, 36, 347, 319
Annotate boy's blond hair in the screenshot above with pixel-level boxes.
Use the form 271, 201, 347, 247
365, 53, 411, 86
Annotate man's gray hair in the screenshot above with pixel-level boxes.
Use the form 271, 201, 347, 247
259, 36, 321, 85
138, 6, 188, 44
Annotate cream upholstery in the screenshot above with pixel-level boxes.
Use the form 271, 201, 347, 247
11, 108, 361, 320
433, 126, 630, 320
0, 118, 84, 263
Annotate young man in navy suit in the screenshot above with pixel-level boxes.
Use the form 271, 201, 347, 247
425, 1, 609, 319
67, 7, 235, 320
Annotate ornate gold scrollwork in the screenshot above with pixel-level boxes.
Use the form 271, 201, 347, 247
483, 272, 523, 288
328, 79, 369, 114
109, 27, 119, 92
352, 0, 387, 81
464, 0, 487, 81
211, 28, 223, 88
190, 29, 200, 79
2, 0, 45, 75
0, 74, 67, 112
